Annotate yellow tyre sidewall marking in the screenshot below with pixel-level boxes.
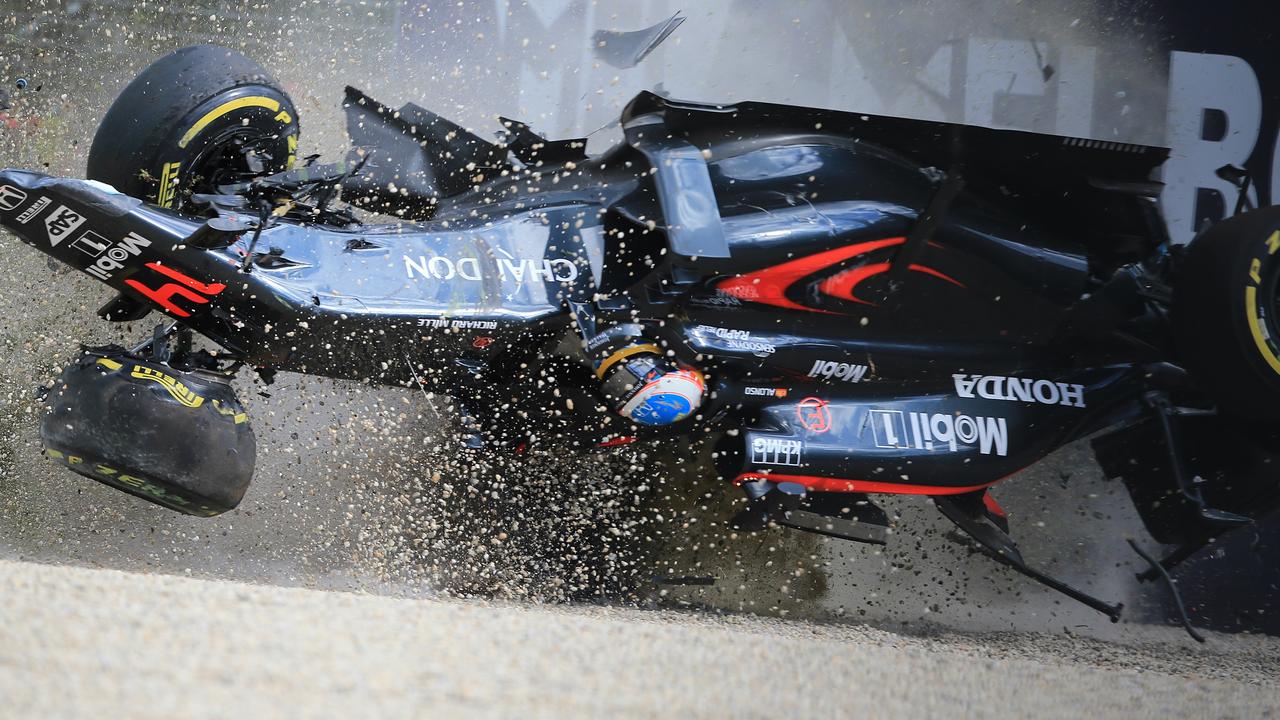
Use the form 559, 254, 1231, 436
1244, 287, 1280, 375
178, 96, 282, 149
96, 358, 245, 421
1245, 230, 1280, 377
156, 160, 182, 208
129, 364, 205, 408
43, 449, 205, 512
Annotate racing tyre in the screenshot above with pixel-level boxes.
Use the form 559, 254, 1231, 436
86, 44, 299, 209
40, 347, 256, 516
1174, 206, 1280, 419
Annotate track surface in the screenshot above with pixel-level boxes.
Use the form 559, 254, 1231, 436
2, 559, 1277, 719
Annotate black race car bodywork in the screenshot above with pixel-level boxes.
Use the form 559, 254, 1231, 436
2, 81, 1277, 626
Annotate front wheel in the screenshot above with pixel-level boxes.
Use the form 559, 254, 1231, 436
1174, 206, 1280, 419
86, 44, 299, 209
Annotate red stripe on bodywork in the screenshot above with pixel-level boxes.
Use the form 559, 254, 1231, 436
982, 490, 1007, 518
819, 262, 964, 305
718, 237, 963, 311
716, 237, 906, 312
733, 471, 1000, 496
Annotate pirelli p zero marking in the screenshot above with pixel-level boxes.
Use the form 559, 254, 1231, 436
1244, 229, 1280, 377
178, 95, 282, 148
43, 447, 219, 517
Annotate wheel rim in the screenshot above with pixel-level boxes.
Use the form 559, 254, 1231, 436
179, 124, 289, 207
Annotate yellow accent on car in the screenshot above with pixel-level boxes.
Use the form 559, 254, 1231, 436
595, 343, 662, 380
211, 399, 248, 424
1245, 286, 1280, 376
130, 364, 205, 408
96, 358, 123, 370
178, 96, 281, 149
156, 161, 181, 208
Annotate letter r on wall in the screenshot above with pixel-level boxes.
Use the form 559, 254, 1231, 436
1162, 52, 1262, 244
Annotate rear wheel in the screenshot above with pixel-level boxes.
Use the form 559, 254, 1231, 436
86, 44, 299, 209
1174, 206, 1280, 419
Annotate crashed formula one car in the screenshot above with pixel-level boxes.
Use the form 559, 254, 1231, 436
2, 45, 1278, 624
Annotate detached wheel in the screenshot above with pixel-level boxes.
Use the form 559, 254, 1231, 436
41, 348, 256, 516
86, 44, 299, 209
1174, 206, 1280, 419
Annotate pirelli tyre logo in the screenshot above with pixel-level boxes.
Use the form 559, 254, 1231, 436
130, 364, 205, 408
1246, 230, 1280, 377
96, 357, 204, 408
16, 196, 51, 224
156, 161, 181, 208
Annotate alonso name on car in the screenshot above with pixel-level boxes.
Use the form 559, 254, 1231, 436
743, 386, 788, 397
809, 359, 868, 383
44, 205, 86, 247
0, 184, 27, 211
869, 408, 1009, 457
79, 231, 152, 281
750, 437, 803, 466
952, 374, 1086, 408
15, 195, 51, 224
404, 254, 578, 283
692, 325, 777, 356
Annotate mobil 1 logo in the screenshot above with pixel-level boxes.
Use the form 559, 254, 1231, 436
809, 359, 868, 383
44, 205, 85, 247
70, 229, 152, 280
869, 408, 1009, 457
